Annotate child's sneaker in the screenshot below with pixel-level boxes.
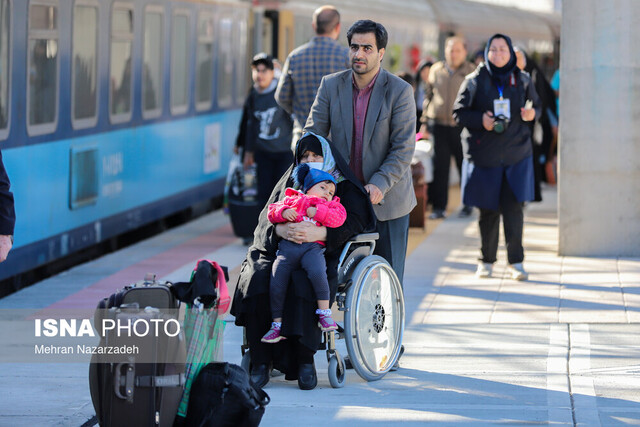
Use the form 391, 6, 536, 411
261, 323, 286, 343
318, 314, 338, 332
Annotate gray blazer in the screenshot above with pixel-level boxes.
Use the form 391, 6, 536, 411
304, 69, 416, 221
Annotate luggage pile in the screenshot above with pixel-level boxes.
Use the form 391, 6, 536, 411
89, 260, 269, 426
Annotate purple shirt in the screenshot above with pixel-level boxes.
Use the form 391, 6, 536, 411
350, 71, 379, 182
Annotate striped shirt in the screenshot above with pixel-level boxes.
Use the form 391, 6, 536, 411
276, 36, 349, 128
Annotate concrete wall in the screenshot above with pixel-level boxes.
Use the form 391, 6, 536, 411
559, 0, 640, 256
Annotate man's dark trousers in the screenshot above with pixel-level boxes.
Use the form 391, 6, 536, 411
373, 214, 410, 286
429, 124, 464, 211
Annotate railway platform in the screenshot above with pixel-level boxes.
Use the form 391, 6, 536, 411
1, 185, 639, 426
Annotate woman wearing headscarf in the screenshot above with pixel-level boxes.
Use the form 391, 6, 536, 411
230, 132, 376, 390
453, 34, 541, 281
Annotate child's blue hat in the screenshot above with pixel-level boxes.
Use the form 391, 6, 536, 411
293, 163, 336, 193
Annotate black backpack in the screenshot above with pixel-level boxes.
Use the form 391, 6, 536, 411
182, 362, 270, 427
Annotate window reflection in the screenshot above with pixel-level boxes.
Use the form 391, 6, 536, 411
217, 17, 233, 107
143, 10, 163, 115
73, 5, 98, 122
29, 39, 58, 126
196, 12, 214, 110
110, 6, 133, 119
171, 13, 189, 111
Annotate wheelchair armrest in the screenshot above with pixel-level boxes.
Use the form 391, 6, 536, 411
348, 233, 379, 243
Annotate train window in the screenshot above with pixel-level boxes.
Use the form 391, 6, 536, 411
216, 16, 233, 108
234, 18, 248, 105
69, 145, 98, 209
109, 3, 133, 124
170, 10, 190, 115
143, 6, 163, 118
71, 2, 98, 129
27, 2, 59, 135
195, 10, 214, 111
0, 0, 10, 137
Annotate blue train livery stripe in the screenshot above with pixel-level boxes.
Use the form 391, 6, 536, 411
4, 110, 240, 249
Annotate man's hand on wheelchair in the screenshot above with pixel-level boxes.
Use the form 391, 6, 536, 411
364, 183, 383, 205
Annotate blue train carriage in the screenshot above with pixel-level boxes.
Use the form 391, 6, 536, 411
0, 0, 250, 283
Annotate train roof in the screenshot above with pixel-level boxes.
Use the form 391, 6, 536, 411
426, 0, 560, 53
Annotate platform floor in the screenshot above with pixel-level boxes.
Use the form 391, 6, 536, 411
1, 185, 639, 426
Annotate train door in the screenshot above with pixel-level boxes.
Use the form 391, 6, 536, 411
251, 9, 294, 64
275, 10, 293, 64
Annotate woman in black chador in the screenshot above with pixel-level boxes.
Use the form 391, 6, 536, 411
230, 132, 375, 390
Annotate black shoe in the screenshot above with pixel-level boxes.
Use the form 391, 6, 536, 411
250, 363, 270, 388
458, 205, 473, 218
389, 345, 405, 372
428, 209, 446, 220
297, 362, 317, 390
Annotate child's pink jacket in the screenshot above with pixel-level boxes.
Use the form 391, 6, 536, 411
268, 188, 346, 228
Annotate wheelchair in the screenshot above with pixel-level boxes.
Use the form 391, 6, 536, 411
241, 232, 405, 388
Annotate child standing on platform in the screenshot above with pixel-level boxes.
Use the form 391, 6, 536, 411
261, 163, 346, 343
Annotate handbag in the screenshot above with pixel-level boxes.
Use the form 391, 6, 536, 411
184, 363, 270, 427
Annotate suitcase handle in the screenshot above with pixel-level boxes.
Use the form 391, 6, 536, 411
114, 362, 135, 403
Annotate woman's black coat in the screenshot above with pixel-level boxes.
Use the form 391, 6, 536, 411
453, 64, 541, 168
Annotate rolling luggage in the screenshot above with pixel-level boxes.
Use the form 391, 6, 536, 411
89, 274, 186, 427
226, 154, 261, 239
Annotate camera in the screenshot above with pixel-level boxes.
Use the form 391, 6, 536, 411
493, 114, 509, 134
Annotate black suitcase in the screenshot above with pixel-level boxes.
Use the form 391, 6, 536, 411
227, 162, 261, 239
89, 274, 186, 427
228, 195, 262, 239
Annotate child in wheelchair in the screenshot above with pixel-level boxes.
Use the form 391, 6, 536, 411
261, 163, 347, 343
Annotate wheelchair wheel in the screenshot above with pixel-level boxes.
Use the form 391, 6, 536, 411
327, 355, 346, 388
343, 255, 404, 381
241, 350, 251, 373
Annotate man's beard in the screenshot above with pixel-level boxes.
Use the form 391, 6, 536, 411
351, 60, 373, 75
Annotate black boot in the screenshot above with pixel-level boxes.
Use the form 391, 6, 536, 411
250, 363, 270, 388
297, 362, 317, 390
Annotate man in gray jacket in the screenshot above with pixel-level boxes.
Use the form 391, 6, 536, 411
305, 20, 416, 284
